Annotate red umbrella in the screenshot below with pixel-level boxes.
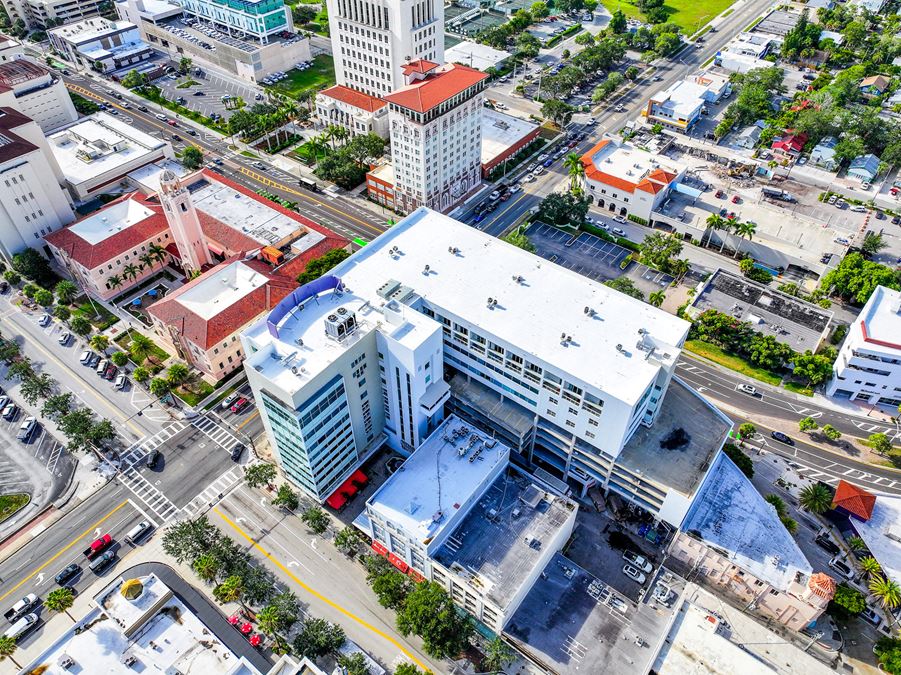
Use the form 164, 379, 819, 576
240, 622, 253, 634
248, 633, 262, 648
228, 614, 240, 625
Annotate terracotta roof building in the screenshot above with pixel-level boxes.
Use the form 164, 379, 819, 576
580, 137, 685, 222
147, 255, 298, 380
382, 60, 488, 214
315, 84, 389, 139
831, 480, 876, 521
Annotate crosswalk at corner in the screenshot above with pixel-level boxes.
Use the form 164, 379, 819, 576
191, 414, 242, 453
121, 421, 187, 467
181, 466, 244, 519
118, 466, 181, 523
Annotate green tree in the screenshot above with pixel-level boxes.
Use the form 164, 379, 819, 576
179, 56, 193, 74
54, 280, 78, 304
541, 99, 575, 127
0, 635, 20, 669
121, 69, 146, 88
530, 1, 549, 18
3, 270, 21, 285
6, 357, 34, 381
149, 377, 171, 398
723, 443, 754, 478
502, 230, 535, 252
483, 636, 515, 673
132, 366, 149, 383
874, 637, 901, 674
397, 581, 474, 659
609, 8, 626, 33
41, 392, 73, 421
271, 484, 299, 511
640, 232, 683, 272
799, 416, 819, 432
563, 152, 585, 194
868, 433, 894, 455
860, 556, 882, 578
799, 483, 832, 513
54, 305, 71, 321
192, 552, 221, 583
213, 575, 245, 604
820, 252, 900, 305
34, 288, 54, 306
648, 290, 666, 307
537, 192, 589, 228
256, 604, 282, 639
791, 350, 833, 386
301, 505, 329, 534
162, 516, 222, 564
739, 257, 773, 284
860, 231, 888, 259
293, 618, 346, 658
12, 247, 55, 286
45, 587, 76, 621
745, 334, 792, 370
110, 351, 128, 366
870, 576, 901, 610
847, 535, 867, 552
371, 569, 412, 610
338, 652, 369, 675
129, 333, 156, 364
244, 462, 277, 489
394, 664, 425, 675
335, 526, 362, 556
765, 493, 787, 517
296, 248, 351, 285
0, 338, 19, 364
20, 372, 54, 406
181, 146, 203, 170
604, 277, 644, 301
625, 65, 639, 80
822, 424, 842, 441
70, 315, 91, 336
167, 362, 190, 386
738, 422, 757, 440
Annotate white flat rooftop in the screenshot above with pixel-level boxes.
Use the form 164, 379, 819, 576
859, 286, 901, 358
49, 112, 166, 185
481, 109, 538, 166
69, 198, 155, 244
587, 139, 684, 185
366, 415, 510, 545
178, 260, 271, 320
651, 80, 707, 116
50, 18, 137, 44
129, 159, 190, 194
682, 453, 812, 591
250, 208, 688, 404
190, 177, 314, 247
853, 494, 901, 585
445, 42, 511, 71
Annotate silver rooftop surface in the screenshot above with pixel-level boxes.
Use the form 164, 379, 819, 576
433, 471, 576, 610
617, 378, 731, 496
682, 453, 813, 590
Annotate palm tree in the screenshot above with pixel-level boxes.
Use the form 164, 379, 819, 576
705, 213, 733, 253
283, 100, 299, 137
54, 279, 78, 305
123, 263, 140, 283
192, 552, 220, 583
167, 362, 190, 387
869, 575, 901, 610
333, 125, 350, 147
213, 574, 245, 606
799, 483, 832, 513
139, 253, 155, 273
324, 124, 340, 150
563, 152, 585, 195
257, 605, 281, 638
860, 557, 882, 578
0, 635, 20, 668
45, 587, 76, 622
733, 220, 757, 258
148, 243, 168, 269
704, 213, 724, 247
847, 536, 867, 552
129, 332, 156, 365
648, 290, 666, 307
308, 135, 328, 162
107, 274, 124, 291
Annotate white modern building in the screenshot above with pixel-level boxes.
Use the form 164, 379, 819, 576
327, 0, 443, 97
0, 58, 79, 132
826, 285, 901, 408
316, 84, 389, 139
644, 76, 730, 132
0, 33, 24, 61
581, 137, 686, 222
48, 111, 171, 200
48, 17, 154, 74
359, 415, 577, 632
383, 60, 487, 213
0, 106, 74, 261
1, 0, 104, 29
242, 207, 730, 527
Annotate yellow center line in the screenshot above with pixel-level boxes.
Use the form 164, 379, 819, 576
0, 500, 130, 604
235, 409, 259, 431
66, 83, 386, 239
213, 507, 429, 672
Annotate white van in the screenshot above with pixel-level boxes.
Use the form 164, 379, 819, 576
4, 613, 38, 640
125, 521, 153, 544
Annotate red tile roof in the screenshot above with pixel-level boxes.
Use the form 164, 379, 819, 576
383, 63, 488, 113
401, 59, 439, 76
146, 255, 297, 350
319, 85, 387, 112
580, 139, 678, 195
771, 131, 808, 153
832, 480, 876, 521
44, 193, 169, 269
808, 573, 836, 600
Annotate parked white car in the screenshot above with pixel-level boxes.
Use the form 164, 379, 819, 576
622, 550, 652, 573
622, 564, 647, 584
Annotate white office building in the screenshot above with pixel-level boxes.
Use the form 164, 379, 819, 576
1, 0, 104, 29
242, 208, 729, 526
384, 60, 486, 214
327, 0, 443, 97
0, 58, 79, 132
827, 285, 901, 408
48, 17, 154, 74
0, 106, 74, 261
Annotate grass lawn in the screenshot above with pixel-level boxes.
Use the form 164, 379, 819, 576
600, 0, 731, 33
684, 340, 783, 386
173, 380, 215, 406
74, 300, 119, 330
240, 150, 260, 159
0, 493, 30, 523
265, 54, 334, 99
176, 78, 199, 89
783, 381, 813, 396
113, 329, 171, 363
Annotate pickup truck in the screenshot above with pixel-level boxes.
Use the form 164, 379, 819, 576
4, 594, 38, 622
83, 534, 112, 560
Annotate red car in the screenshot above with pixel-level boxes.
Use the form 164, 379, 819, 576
167, 119, 177, 127
230, 397, 250, 414
715, 190, 725, 198
731, 195, 740, 204
83, 534, 112, 560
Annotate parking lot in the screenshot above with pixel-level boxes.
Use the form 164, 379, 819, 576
526, 223, 674, 295
152, 71, 261, 121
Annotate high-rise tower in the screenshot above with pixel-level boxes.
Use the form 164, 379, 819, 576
159, 170, 211, 274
